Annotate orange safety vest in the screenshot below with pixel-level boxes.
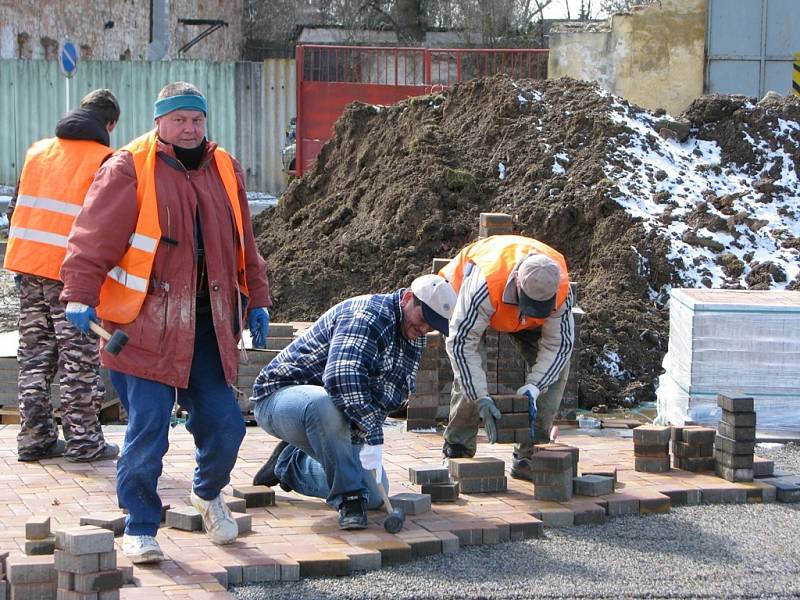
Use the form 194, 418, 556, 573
439, 235, 570, 333
96, 129, 249, 324
3, 138, 112, 280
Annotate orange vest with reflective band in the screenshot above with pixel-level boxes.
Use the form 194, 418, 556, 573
439, 235, 570, 333
3, 138, 112, 280
96, 129, 248, 324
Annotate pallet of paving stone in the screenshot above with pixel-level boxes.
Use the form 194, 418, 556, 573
235, 323, 297, 418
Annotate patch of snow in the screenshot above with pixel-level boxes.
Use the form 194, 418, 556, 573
498, 162, 506, 180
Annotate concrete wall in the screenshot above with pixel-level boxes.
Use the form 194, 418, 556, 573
0, 0, 243, 62
548, 0, 707, 116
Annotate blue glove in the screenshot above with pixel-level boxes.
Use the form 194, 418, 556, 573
65, 302, 97, 334
248, 307, 270, 349
517, 384, 540, 440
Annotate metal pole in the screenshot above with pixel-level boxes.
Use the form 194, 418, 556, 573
65, 76, 70, 114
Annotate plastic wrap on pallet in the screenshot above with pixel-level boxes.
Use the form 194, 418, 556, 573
655, 289, 800, 433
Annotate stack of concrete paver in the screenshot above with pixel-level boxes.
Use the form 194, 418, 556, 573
6, 555, 56, 600
714, 395, 756, 482
671, 425, 716, 471
25, 516, 56, 556
531, 451, 573, 501
54, 525, 124, 600
492, 395, 531, 444
1, 551, 8, 600
234, 323, 293, 417
405, 332, 444, 430
409, 465, 460, 502
447, 458, 506, 493
633, 425, 672, 473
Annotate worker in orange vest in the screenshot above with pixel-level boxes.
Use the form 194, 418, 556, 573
60, 82, 272, 564
439, 235, 575, 481
3, 89, 121, 463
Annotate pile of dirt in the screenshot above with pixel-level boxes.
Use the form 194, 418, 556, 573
253, 76, 800, 407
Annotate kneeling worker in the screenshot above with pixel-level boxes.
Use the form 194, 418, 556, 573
439, 235, 574, 481
250, 275, 457, 529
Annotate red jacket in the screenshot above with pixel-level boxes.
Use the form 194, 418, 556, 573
60, 138, 271, 388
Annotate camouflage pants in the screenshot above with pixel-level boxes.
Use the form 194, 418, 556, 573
16, 274, 106, 460
444, 327, 569, 457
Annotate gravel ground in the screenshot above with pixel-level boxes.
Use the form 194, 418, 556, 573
233, 443, 800, 600
0, 267, 19, 333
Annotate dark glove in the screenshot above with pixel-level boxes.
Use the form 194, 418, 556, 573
14, 274, 22, 291
65, 302, 97, 334
477, 396, 502, 444
248, 307, 270, 349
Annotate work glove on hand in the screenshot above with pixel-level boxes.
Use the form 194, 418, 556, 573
248, 307, 270, 349
359, 443, 384, 481
517, 384, 541, 440
65, 302, 97, 334
477, 396, 502, 444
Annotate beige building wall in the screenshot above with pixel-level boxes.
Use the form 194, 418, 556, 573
548, 0, 707, 116
0, 0, 242, 61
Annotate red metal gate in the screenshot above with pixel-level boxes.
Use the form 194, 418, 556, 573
294, 45, 548, 176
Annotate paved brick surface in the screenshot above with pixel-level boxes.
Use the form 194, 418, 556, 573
0, 423, 784, 598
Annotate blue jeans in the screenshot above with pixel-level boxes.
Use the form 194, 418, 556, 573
253, 384, 388, 509
110, 311, 246, 536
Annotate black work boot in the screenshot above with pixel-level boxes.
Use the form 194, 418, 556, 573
442, 441, 472, 459
510, 456, 533, 481
338, 493, 368, 530
66, 442, 120, 463
253, 440, 289, 487
18, 439, 66, 462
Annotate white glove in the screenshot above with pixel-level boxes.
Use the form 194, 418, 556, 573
517, 384, 540, 402
359, 444, 384, 480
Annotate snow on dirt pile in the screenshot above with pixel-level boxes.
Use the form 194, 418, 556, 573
253, 76, 800, 407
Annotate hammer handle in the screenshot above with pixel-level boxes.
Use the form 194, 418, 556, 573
372, 469, 394, 514
88, 320, 112, 341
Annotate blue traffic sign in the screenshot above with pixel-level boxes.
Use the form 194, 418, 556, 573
59, 41, 79, 78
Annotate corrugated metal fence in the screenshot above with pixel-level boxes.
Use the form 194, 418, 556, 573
0, 59, 295, 194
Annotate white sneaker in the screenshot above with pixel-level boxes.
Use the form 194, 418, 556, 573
122, 534, 164, 564
190, 491, 238, 545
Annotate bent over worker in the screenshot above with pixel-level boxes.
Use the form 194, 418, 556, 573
60, 82, 271, 563
250, 275, 456, 530
439, 235, 574, 481
3, 89, 121, 463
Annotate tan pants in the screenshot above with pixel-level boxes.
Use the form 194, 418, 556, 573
443, 327, 569, 457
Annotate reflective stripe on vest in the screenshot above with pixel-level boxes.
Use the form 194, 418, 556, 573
96, 129, 248, 324
439, 235, 570, 333
3, 138, 112, 280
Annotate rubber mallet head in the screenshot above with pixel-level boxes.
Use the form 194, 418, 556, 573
383, 508, 406, 534
88, 321, 129, 356
104, 329, 129, 356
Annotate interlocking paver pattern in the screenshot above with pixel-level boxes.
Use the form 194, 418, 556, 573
0, 423, 788, 599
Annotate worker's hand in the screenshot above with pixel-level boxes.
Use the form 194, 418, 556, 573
477, 396, 502, 444
360, 444, 384, 481
65, 302, 97, 334
248, 307, 270, 349
517, 384, 540, 403
517, 384, 540, 439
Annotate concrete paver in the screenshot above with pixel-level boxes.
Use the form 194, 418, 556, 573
0, 423, 783, 599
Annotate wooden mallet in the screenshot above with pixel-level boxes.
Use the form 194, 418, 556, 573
88, 321, 129, 356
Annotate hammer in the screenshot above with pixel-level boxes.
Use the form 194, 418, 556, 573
88, 321, 129, 356
372, 469, 405, 534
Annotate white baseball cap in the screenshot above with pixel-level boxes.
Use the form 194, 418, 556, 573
517, 254, 561, 318
410, 274, 457, 336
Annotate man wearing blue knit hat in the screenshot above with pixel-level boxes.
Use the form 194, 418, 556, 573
60, 82, 272, 563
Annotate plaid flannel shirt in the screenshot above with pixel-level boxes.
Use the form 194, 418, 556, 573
250, 289, 425, 445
